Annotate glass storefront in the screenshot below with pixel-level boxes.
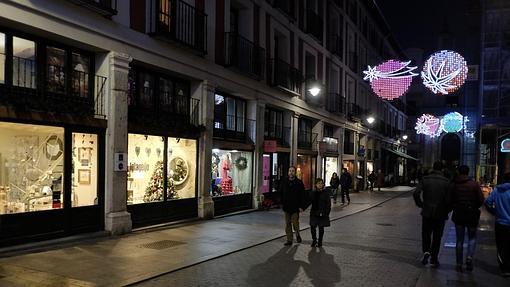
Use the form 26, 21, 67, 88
72, 133, 98, 207
323, 157, 338, 186
211, 149, 253, 197
0, 122, 64, 214
127, 134, 197, 205
296, 154, 316, 190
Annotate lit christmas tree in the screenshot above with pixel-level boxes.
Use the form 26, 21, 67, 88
144, 161, 164, 202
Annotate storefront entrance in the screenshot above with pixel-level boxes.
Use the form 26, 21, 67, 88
262, 152, 289, 203
0, 121, 105, 246
297, 154, 317, 191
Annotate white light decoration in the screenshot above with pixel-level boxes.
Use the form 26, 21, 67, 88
363, 60, 418, 100
421, 50, 468, 95
415, 114, 442, 138
501, 139, 510, 153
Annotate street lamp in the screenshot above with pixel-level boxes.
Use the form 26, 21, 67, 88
308, 86, 321, 97
366, 116, 375, 124
402, 135, 408, 140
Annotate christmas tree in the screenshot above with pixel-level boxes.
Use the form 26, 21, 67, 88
144, 161, 164, 202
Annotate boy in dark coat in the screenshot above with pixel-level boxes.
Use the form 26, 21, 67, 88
309, 178, 331, 247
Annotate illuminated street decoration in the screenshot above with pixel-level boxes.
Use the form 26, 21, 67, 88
441, 112, 467, 133
421, 50, 468, 95
415, 114, 442, 138
363, 60, 418, 100
502, 139, 510, 152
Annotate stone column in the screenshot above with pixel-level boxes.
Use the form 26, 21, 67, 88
247, 99, 265, 209
105, 52, 132, 235
313, 121, 324, 179
291, 112, 300, 166
197, 81, 215, 218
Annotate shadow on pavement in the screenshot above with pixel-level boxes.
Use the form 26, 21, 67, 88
302, 248, 341, 287
246, 245, 303, 287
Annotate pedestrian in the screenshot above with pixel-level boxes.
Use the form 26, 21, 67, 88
279, 166, 306, 246
376, 169, 385, 192
485, 172, 510, 278
413, 161, 451, 268
309, 178, 331, 247
329, 172, 340, 204
339, 168, 352, 205
449, 165, 484, 272
368, 170, 376, 191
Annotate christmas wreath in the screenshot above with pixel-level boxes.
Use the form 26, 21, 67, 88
235, 156, 248, 170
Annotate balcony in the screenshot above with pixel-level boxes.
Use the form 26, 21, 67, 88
150, 0, 208, 54
67, 0, 117, 17
306, 9, 323, 42
326, 93, 345, 114
298, 131, 318, 150
321, 136, 339, 154
0, 55, 107, 119
346, 103, 363, 121
214, 116, 254, 142
267, 0, 296, 19
224, 33, 265, 80
327, 34, 343, 59
268, 58, 303, 95
264, 124, 291, 147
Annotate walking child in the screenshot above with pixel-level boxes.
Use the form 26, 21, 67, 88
309, 178, 331, 247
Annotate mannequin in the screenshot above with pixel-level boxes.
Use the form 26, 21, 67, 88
220, 153, 233, 194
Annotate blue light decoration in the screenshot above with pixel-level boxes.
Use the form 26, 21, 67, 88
441, 112, 465, 133
501, 139, 510, 152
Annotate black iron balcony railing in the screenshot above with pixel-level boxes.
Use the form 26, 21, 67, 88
150, 0, 208, 54
67, 0, 118, 17
264, 124, 291, 147
343, 142, 354, 154
306, 9, 323, 42
322, 136, 339, 153
326, 93, 345, 114
267, 0, 296, 19
346, 103, 362, 120
327, 34, 343, 59
1, 55, 107, 118
214, 116, 254, 142
298, 131, 318, 150
224, 33, 265, 80
268, 58, 302, 95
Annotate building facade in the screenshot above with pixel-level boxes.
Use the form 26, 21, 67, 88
0, 0, 408, 245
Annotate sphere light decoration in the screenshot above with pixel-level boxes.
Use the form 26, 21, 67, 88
363, 60, 418, 100
421, 50, 468, 95
441, 112, 466, 133
415, 114, 442, 138
501, 139, 510, 153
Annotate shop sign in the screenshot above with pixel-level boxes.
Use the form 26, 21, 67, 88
261, 155, 270, 193
501, 139, 510, 153
264, 140, 277, 152
357, 146, 366, 157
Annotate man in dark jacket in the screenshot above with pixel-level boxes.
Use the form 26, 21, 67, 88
413, 161, 451, 268
279, 166, 306, 246
339, 168, 352, 205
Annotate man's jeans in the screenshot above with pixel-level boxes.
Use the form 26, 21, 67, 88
422, 217, 446, 262
285, 212, 300, 242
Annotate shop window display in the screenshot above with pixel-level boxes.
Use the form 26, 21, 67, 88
211, 149, 253, 197
71, 133, 98, 207
127, 134, 197, 204
323, 157, 338, 186
0, 122, 64, 214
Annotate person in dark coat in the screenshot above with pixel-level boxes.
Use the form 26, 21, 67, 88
413, 161, 451, 268
329, 172, 340, 204
339, 168, 352, 205
368, 170, 376, 191
449, 165, 484, 272
279, 166, 306, 246
309, 178, 331, 247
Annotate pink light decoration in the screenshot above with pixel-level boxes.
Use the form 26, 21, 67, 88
363, 60, 418, 100
422, 50, 468, 95
415, 114, 442, 138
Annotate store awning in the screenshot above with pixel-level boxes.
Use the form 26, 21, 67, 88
382, 147, 419, 161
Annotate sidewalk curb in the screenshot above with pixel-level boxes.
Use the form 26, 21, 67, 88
124, 188, 414, 286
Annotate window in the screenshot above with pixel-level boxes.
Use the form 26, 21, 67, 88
264, 108, 284, 138
47, 46, 66, 94
72, 53, 90, 98
138, 72, 154, 108
13, 37, 36, 89
214, 93, 246, 134
72, 133, 98, 207
0, 122, 64, 214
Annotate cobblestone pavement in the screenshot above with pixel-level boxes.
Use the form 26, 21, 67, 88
135, 193, 510, 287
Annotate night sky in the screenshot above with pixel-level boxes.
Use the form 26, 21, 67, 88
376, 0, 480, 60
